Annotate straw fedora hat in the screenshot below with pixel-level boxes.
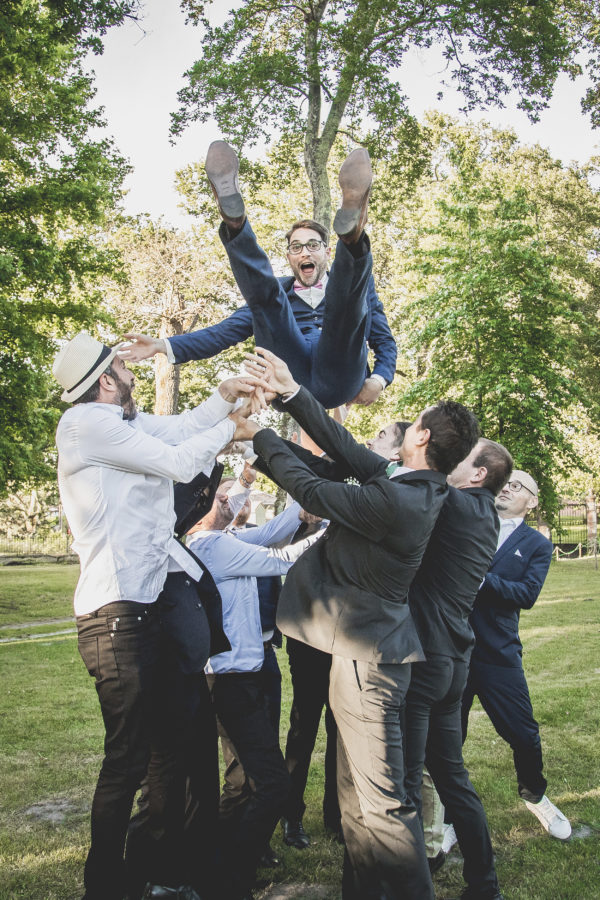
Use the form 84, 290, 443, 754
53, 332, 124, 402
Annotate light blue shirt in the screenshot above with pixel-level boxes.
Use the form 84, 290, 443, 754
188, 503, 319, 674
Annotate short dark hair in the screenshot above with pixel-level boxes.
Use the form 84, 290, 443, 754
473, 438, 513, 495
421, 401, 480, 475
73, 362, 118, 405
286, 219, 329, 245
393, 421, 412, 447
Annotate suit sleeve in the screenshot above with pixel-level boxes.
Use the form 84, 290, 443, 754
284, 386, 388, 483
253, 427, 395, 541
168, 306, 254, 365
484, 538, 552, 611
253, 438, 349, 489
365, 277, 397, 386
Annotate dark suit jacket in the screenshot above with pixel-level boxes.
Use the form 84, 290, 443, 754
408, 486, 499, 660
252, 386, 448, 664
168, 274, 397, 387
470, 521, 553, 668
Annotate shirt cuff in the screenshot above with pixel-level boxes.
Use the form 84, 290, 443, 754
370, 373, 387, 390
202, 388, 237, 420
242, 441, 258, 463
164, 338, 176, 365
282, 387, 301, 403
226, 480, 251, 519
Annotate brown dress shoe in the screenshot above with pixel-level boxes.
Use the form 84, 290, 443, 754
332, 147, 372, 243
205, 140, 246, 230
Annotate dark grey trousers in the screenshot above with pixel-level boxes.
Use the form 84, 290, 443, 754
330, 656, 434, 900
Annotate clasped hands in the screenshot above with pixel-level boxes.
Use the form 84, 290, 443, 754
228, 347, 299, 441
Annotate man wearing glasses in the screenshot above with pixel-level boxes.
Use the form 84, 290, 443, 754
120, 141, 396, 410
458, 469, 571, 844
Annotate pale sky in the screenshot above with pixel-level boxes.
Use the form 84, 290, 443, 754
87, 0, 599, 228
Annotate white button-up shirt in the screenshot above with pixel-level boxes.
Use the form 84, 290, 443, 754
56, 391, 236, 616
188, 503, 319, 675
496, 516, 523, 551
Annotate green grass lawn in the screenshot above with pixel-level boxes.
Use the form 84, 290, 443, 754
0, 560, 599, 899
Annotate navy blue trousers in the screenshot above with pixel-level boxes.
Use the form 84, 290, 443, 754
221, 220, 372, 408
462, 658, 547, 802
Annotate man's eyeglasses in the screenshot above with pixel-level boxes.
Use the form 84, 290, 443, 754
287, 239, 326, 255
504, 480, 535, 496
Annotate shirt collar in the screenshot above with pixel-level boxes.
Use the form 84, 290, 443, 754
387, 463, 415, 478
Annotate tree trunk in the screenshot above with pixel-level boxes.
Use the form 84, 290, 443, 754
274, 412, 297, 514
306, 146, 333, 230
155, 319, 183, 414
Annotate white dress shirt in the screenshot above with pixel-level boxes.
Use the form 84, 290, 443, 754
57, 391, 236, 616
188, 503, 319, 675
496, 516, 523, 551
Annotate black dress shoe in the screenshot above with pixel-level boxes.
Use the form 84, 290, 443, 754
258, 843, 280, 867
282, 817, 311, 849
141, 885, 201, 899
205, 141, 246, 230
428, 849, 446, 875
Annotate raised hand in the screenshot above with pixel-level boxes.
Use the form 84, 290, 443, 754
228, 409, 261, 442
118, 333, 166, 362
218, 375, 272, 404
347, 376, 383, 407
244, 347, 299, 397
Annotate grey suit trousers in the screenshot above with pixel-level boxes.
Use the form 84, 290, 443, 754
330, 656, 434, 900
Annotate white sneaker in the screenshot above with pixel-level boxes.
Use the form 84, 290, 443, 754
523, 795, 572, 840
441, 823, 458, 854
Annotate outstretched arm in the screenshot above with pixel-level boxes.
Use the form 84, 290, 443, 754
252, 438, 349, 489
120, 307, 254, 365
366, 279, 397, 387
251, 427, 394, 541
348, 279, 397, 406
244, 348, 387, 483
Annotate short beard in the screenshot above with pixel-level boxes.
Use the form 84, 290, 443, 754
114, 374, 137, 420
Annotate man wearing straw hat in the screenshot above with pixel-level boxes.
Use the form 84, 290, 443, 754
52, 332, 267, 900
457, 470, 571, 844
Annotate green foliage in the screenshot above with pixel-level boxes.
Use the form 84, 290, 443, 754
394, 123, 600, 514
174, 0, 580, 224
0, 1, 134, 491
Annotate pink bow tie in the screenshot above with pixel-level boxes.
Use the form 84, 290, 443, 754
294, 282, 323, 292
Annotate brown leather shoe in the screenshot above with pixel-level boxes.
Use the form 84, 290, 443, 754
205, 140, 246, 230
332, 147, 372, 244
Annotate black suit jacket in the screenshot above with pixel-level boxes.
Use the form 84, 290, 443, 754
408, 485, 499, 659
252, 386, 448, 664
470, 521, 552, 667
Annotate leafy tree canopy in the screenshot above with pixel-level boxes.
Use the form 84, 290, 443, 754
392, 119, 600, 515
0, 1, 136, 490
173, 0, 585, 225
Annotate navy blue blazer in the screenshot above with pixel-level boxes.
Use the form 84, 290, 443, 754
470, 521, 552, 668
168, 273, 397, 387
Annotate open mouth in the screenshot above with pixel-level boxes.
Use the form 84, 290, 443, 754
299, 261, 318, 284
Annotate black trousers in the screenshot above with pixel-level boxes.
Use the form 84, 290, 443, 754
219, 643, 282, 819
77, 602, 161, 900
462, 657, 547, 802
283, 637, 340, 829
405, 655, 500, 898
209, 671, 290, 900
124, 574, 219, 899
